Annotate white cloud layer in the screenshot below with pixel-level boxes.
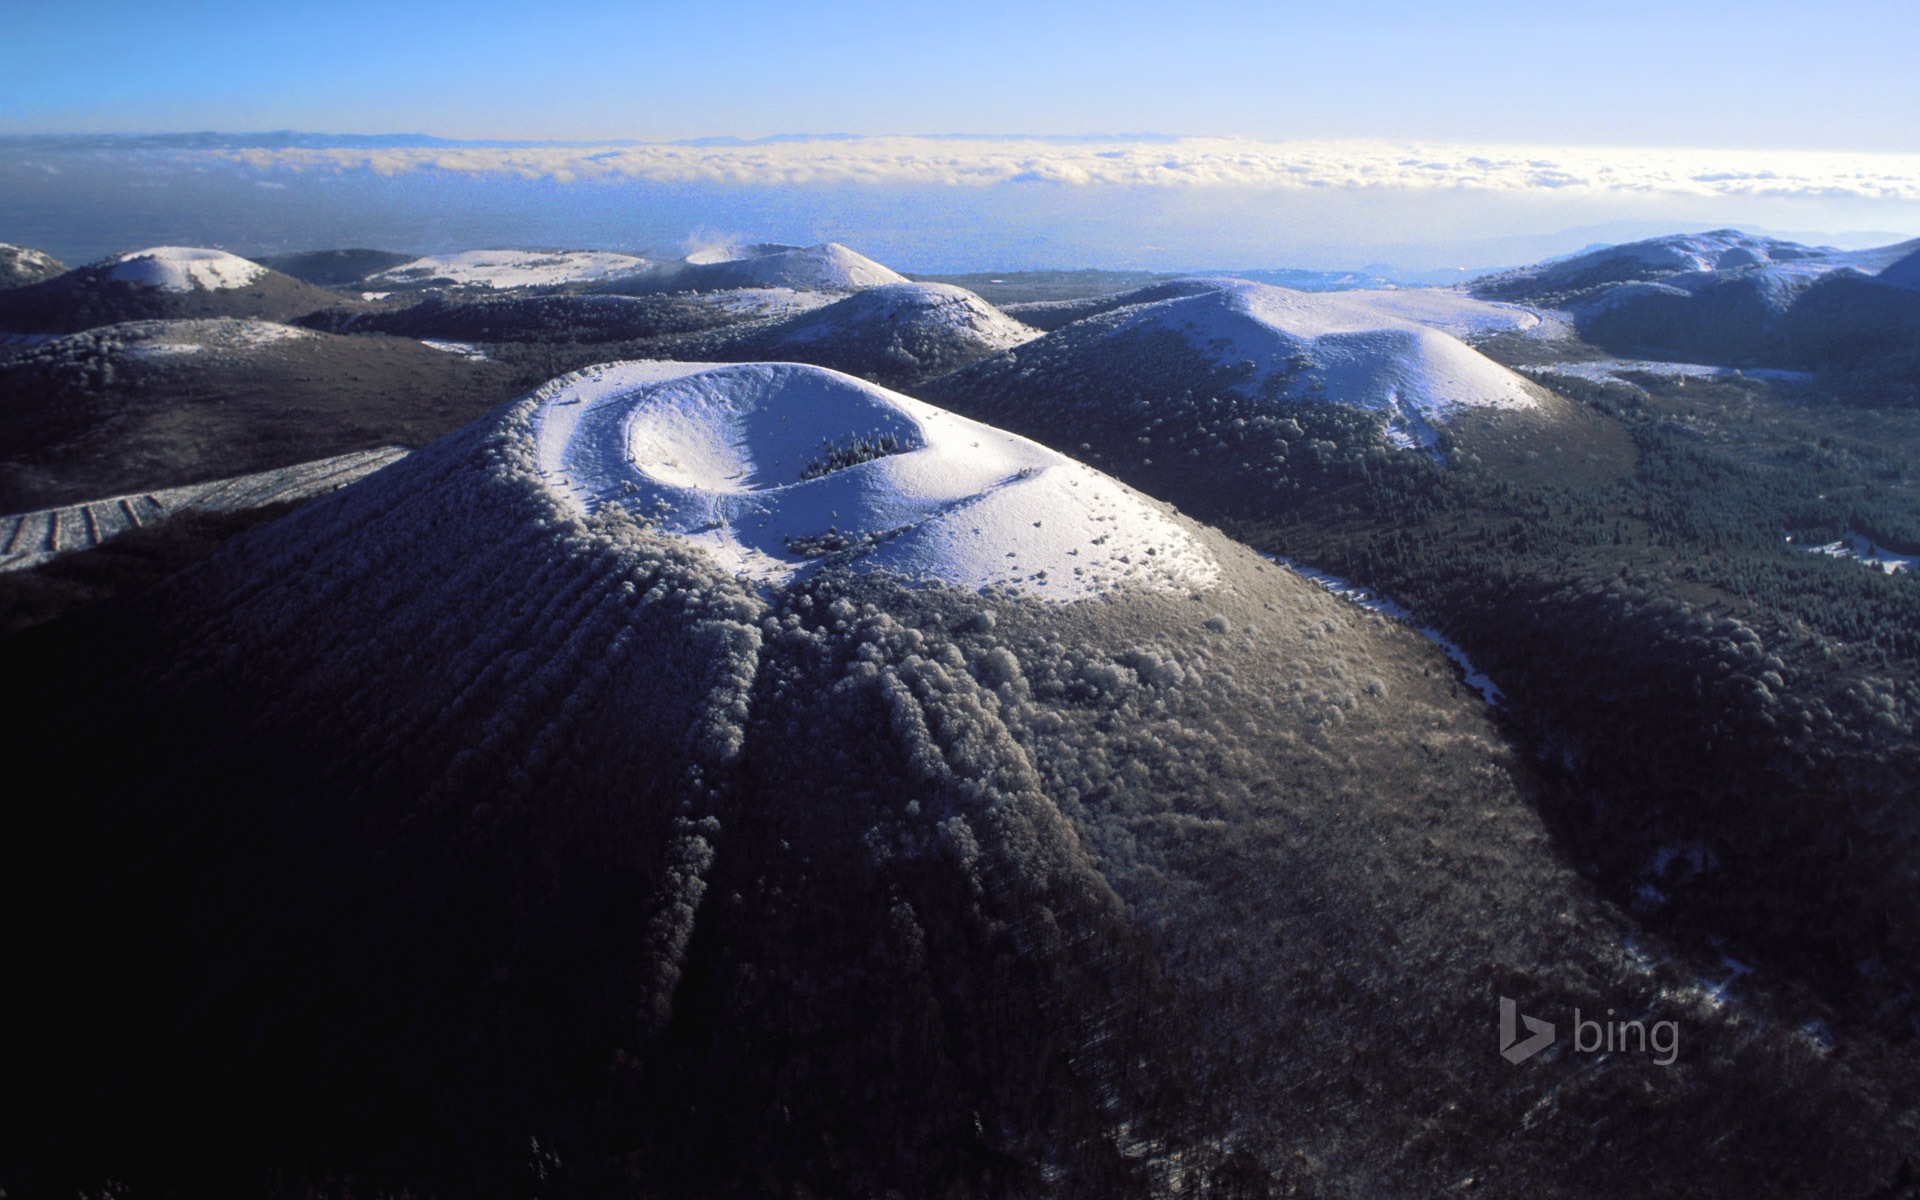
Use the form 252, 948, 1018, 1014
201, 136, 1920, 203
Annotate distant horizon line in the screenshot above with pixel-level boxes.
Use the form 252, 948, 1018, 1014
5, 130, 1916, 157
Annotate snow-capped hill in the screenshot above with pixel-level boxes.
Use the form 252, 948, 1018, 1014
372, 249, 654, 289
108, 247, 268, 293
1473, 229, 1920, 304
677, 242, 908, 292
0, 249, 353, 334
778, 283, 1037, 352
0, 244, 67, 289
1063, 279, 1536, 443
533, 361, 1215, 599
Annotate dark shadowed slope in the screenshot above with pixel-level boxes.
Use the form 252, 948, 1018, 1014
1, 361, 1906, 1200
253, 247, 417, 287
0, 317, 518, 509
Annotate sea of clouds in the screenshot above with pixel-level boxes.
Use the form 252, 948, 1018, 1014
4, 133, 1917, 273
188, 134, 1920, 202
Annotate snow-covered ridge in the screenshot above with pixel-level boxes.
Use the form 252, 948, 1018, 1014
0, 447, 407, 573
682, 241, 795, 266
781, 282, 1037, 350
25, 317, 315, 360
108, 247, 268, 293
1482, 230, 1920, 300
531, 361, 1217, 600
0, 243, 65, 284
374, 249, 653, 289
1113, 278, 1539, 445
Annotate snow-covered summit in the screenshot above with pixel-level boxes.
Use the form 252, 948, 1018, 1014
108, 247, 267, 293
373, 249, 653, 289
778, 283, 1037, 352
682, 241, 797, 266
677, 243, 908, 292
1095, 278, 1538, 444
530, 361, 1216, 599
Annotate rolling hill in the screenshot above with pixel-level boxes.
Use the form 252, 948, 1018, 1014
1471, 230, 1920, 377
0, 246, 355, 334
252, 247, 417, 287
603, 241, 909, 296
641, 281, 1039, 388
1, 358, 1897, 1199
0, 316, 519, 509
1472, 229, 1916, 302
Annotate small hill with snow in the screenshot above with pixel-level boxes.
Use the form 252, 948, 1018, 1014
0, 243, 67, 289
371, 248, 655, 290
0, 247, 353, 334
932, 277, 1539, 450
107, 246, 269, 292
638, 282, 1039, 388
606, 241, 908, 296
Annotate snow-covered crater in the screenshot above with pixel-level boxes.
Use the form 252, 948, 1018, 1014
108, 247, 268, 293
531, 361, 1218, 600
374, 249, 654, 289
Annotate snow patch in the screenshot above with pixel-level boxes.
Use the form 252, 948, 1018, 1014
108, 247, 267, 293
40, 317, 315, 359
1521, 359, 1812, 386
530, 361, 1218, 600
419, 338, 492, 361
690, 287, 838, 319
1795, 531, 1915, 574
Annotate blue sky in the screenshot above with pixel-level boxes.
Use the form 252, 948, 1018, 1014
5, 2, 1918, 270
6, 0, 1917, 151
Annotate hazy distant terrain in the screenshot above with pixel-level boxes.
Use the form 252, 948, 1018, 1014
4, 228, 1920, 1199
